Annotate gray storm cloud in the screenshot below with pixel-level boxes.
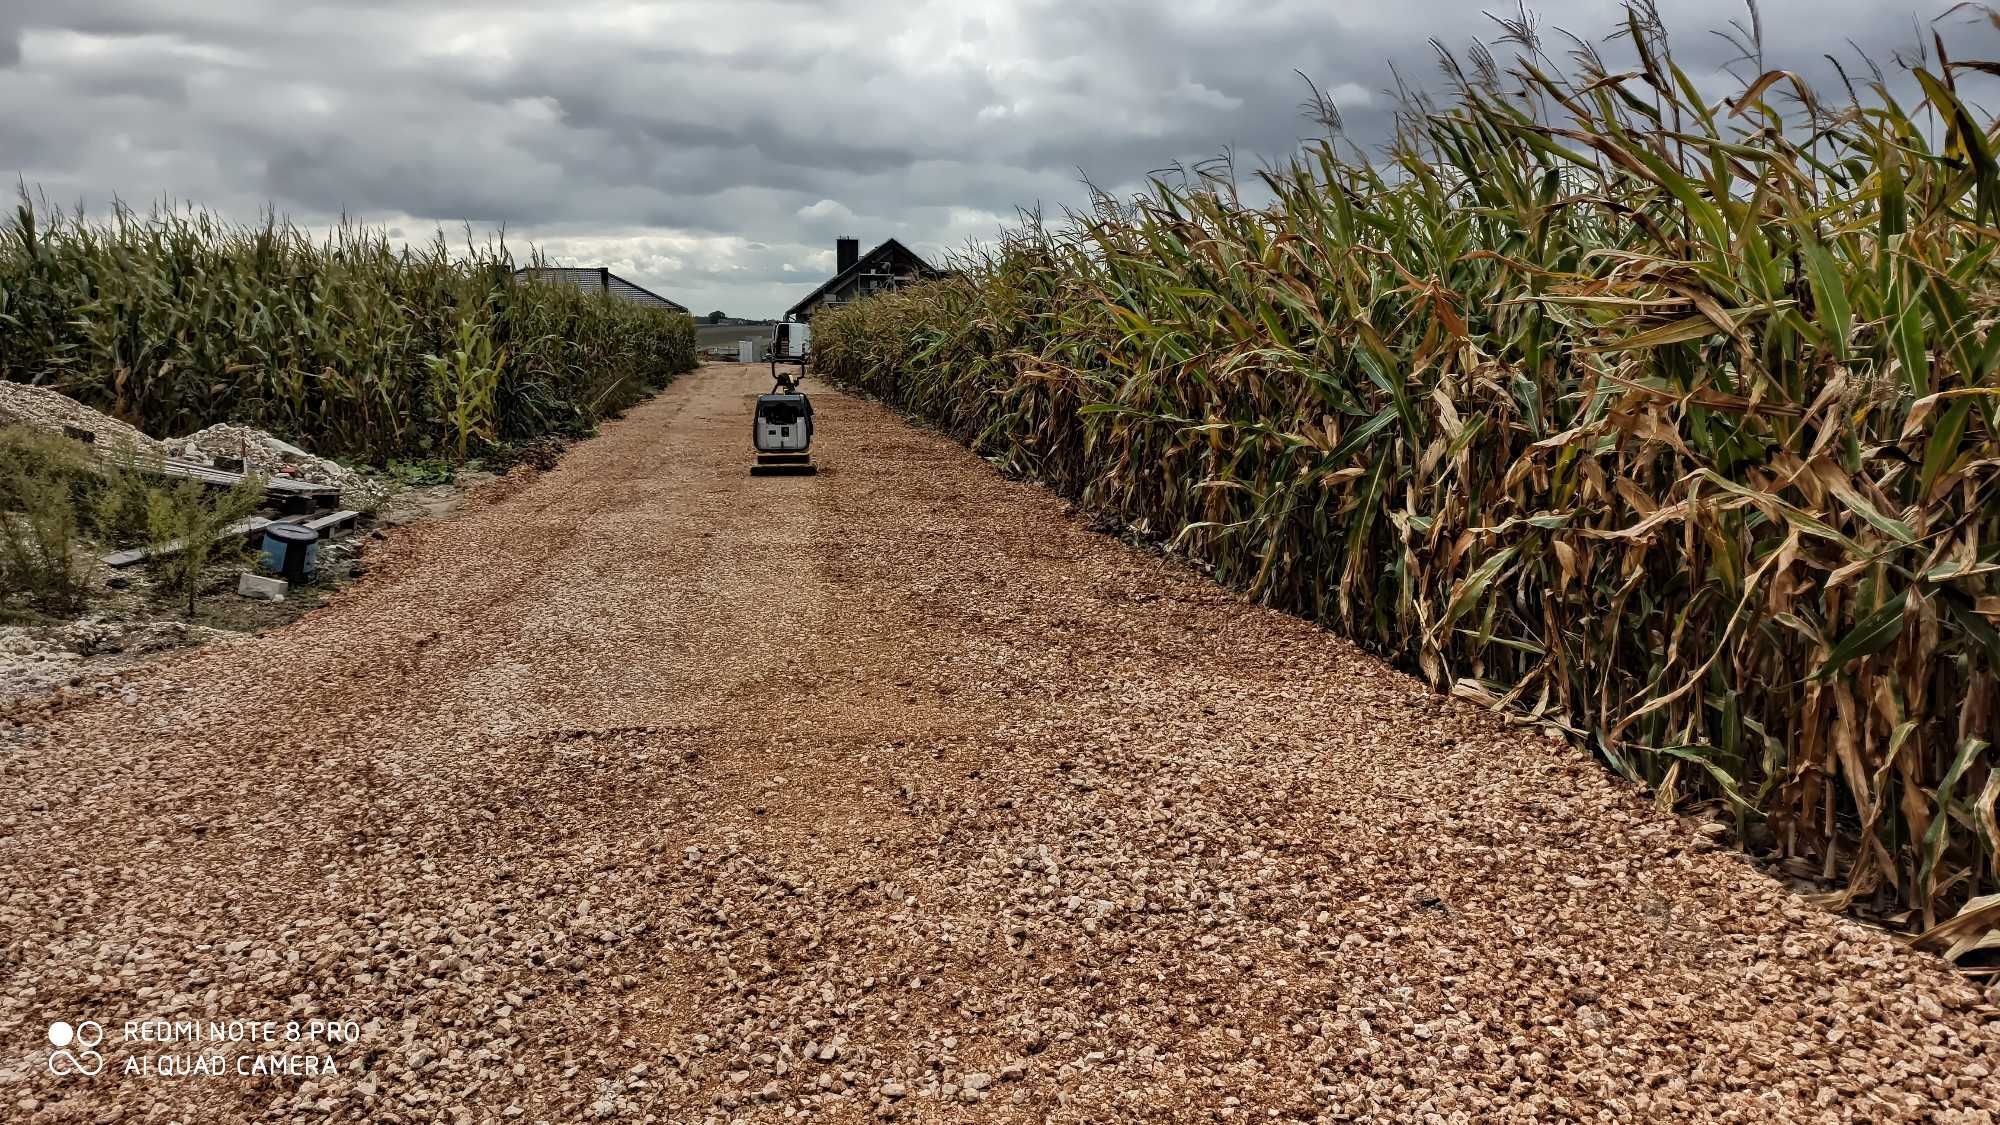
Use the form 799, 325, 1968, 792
0, 0, 1978, 316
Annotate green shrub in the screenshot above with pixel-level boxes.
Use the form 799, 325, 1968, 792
143, 475, 266, 619
87, 446, 166, 547
0, 427, 90, 614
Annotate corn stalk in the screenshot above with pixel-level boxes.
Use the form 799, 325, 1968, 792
0, 201, 697, 463
816, 9, 2000, 928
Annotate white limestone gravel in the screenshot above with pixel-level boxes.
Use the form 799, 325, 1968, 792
0, 618, 241, 714
1, 364, 1996, 1123
0, 380, 385, 508
0, 380, 161, 456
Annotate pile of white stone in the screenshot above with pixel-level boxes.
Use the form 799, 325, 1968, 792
165, 423, 386, 510
0, 380, 162, 457
0, 382, 385, 510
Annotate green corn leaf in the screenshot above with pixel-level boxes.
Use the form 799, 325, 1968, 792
1657, 744, 1761, 815
1919, 738, 1990, 900
1811, 590, 1910, 680
1799, 239, 1853, 361
1442, 546, 1518, 629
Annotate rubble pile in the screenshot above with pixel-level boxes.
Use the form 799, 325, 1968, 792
166, 423, 386, 510
0, 380, 162, 456
0, 381, 386, 510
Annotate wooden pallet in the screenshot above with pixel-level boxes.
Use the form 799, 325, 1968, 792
103, 518, 274, 568
102, 510, 360, 568
299, 510, 360, 536
151, 457, 343, 507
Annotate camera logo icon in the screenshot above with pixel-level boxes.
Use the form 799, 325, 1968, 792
47, 1020, 104, 1077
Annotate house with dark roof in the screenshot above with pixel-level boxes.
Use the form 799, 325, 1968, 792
784, 237, 945, 323
513, 267, 689, 314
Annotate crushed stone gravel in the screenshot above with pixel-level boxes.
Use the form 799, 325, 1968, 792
0, 380, 162, 456
0, 618, 239, 711
1, 363, 1996, 1123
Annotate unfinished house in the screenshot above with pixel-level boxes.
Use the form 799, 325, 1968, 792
513, 267, 689, 314
784, 237, 945, 323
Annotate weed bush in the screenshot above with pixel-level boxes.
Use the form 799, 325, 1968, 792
0, 428, 91, 613
144, 476, 266, 619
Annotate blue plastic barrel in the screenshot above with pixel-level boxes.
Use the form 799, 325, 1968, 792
261, 523, 320, 579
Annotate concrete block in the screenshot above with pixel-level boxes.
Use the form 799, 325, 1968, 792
237, 572, 288, 601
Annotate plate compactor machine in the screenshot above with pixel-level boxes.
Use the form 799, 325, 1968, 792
751, 374, 816, 475
752, 322, 817, 476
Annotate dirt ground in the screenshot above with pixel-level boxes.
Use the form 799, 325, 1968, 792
2, 362, 1996, 1123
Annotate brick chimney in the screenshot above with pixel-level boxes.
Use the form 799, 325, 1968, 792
836, 236, 859, 275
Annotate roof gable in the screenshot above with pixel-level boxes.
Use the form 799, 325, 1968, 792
785, 238, 941, 318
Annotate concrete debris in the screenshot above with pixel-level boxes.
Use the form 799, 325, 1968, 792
0, 381, 386, 510
166, 423, 387, 510
236, 572, 289, 601
0, 618, 236, 705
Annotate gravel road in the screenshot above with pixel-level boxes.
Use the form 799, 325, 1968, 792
4, 363, 1997, 1123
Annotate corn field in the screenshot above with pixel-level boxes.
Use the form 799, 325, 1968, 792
0, 199, 696, 462
817, 11, 2000, 927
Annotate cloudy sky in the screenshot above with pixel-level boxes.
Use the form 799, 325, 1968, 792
0, 1, 1982, 317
